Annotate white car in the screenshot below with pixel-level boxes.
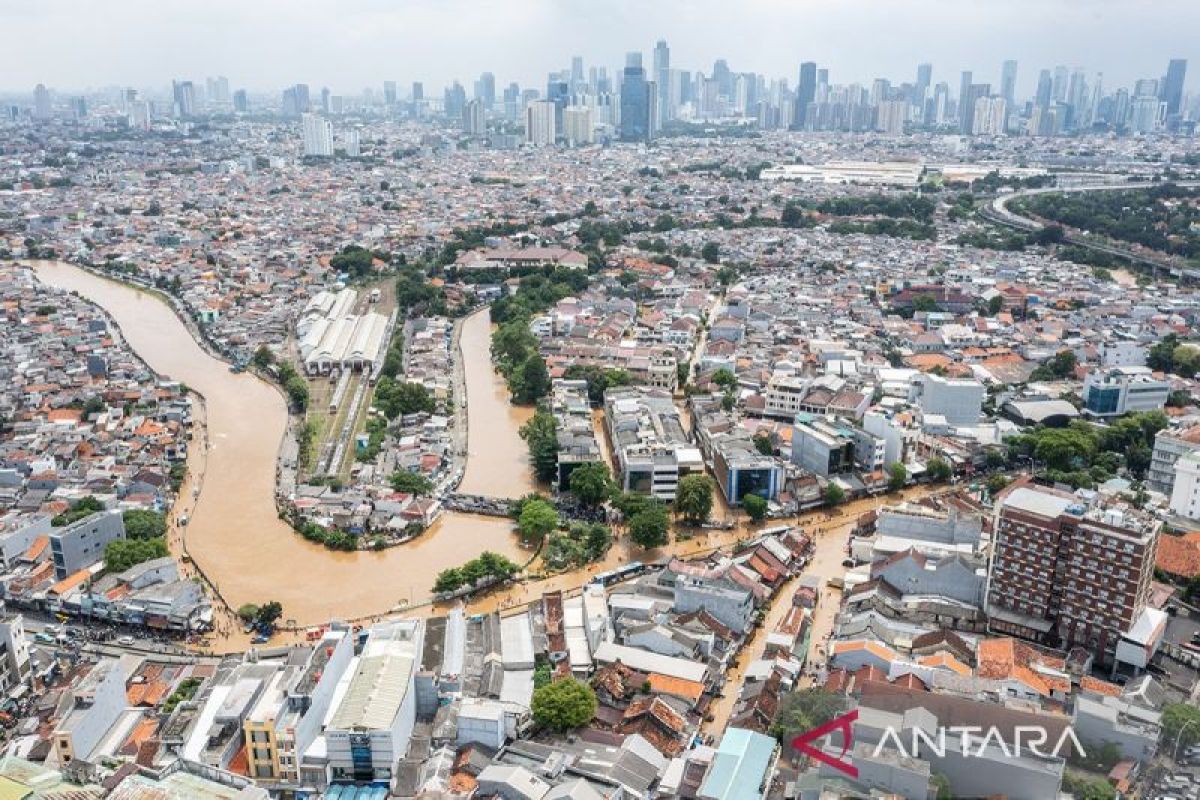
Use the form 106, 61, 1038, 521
117, 635, 135, 646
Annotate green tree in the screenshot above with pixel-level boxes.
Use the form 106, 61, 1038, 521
711, 368, 737, 389
518, 498, 559, 544
769, 688, 848, 743
986, 473, 1011, 496
374, 378, 435, 420
105, 537, 168, 572
701, 241, 721, 264
514, 354, 551, 404
1162, 702, 1200, 752
927, 456, 953, 481
255, 601, 284, 629
568, 462, 613, 507
251, 345, 275, 370
122, 509, 167, 540
742, 493, 768, 522
628, 502, 671, 549
824, 483, 846, 506
519, 411, 560, 482
930, 774, 952, 800
390, 470, 434, 495
237, 604, 259, 622
887, 462, 908, 492
531, 678, 597, 731
433, 568, 463, 593
675, 474, 715, 524
987, 295, 1004, 316
752, 432, 774, 456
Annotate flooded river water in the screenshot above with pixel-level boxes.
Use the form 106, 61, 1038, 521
32, 262, 529, 624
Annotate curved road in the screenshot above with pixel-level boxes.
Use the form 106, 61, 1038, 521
980, 180, 1200, 280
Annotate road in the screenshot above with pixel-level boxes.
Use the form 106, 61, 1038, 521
700, 488, 931, 735
981, 181, 1200, 281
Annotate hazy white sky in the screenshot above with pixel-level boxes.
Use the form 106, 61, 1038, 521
3, 0, 1196, 97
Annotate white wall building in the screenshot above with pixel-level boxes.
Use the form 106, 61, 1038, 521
563, 106, 595, 145
525, 101, 556, 146
915, 374, 984, 426
301, 113, 334, 157
1169, 450, 1200, 520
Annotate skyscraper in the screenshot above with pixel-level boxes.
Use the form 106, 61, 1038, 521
383, 81, 397, 106
1035, 69, 1053, 110
619, 52, 652, 143
411, 82, 424, 102
1161, 58, 1187, 116
172, 80, 195, 117
653, 39, 671, 123
915, 63, 932, 107
233, 89, 249, 113
301, 113, 333, 157
525, 100, 556, 145
563, 106, 595, 146
794, 61, 817, 129
957, 71, 973, 133
476, 72, 495, 111
1000, 60, 1018, 106
32, 84, 51, 119
547, 77, 570, 133
462, 99, 485, 135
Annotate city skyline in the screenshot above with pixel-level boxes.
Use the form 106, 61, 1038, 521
4, 0, 1199, 96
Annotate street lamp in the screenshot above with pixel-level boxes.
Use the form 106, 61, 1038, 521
1172, 718, 1199, 764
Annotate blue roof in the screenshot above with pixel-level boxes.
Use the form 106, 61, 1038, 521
325, 785, 389, 800
698, 727, 777, 800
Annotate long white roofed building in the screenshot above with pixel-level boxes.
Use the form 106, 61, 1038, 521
298, 288, 392, 376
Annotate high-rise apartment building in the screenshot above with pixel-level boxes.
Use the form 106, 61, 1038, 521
32, 84, 52, 119
1161, 58, 1187, 118
876, 100, 907, 135
462, 99, 485, 135
989, 485, 1162, 665
563, 105, 594, 145
301, 113, 334, 157
972, 95, 1008, 135
525, 100, 556, 145
653, 39, 671, 123
172, 80, 195, 117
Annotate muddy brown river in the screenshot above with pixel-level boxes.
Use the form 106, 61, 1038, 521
33, 262, 532, 624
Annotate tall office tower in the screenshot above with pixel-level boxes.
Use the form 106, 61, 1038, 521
1035, 69, 1053, 110
972, 96, 1007, 135
301, 113, 334, 156
1130, 95, 1163, 133
1110, 88, 1131, 129
233, 89, 248, 113
546, 76, 569, 132
476, 72, 495, 111
411, 82, 424, 101
502, 83, 520, 120
383, 81, 397, 106
653, 39, 670, 123
70, 97, 87, 119
563, 105, 595, 145
1066, 69, 1087, 126
1052, 65, 1069, 101
570, 56, 585, 91
794, 61, 817, 128
1079, 74, 1102, 130
1134, 78, 1159, 98
1000, 60, 1018, 106
206, 76, 230, 106
816, 68, 829, 89
320, 87, 331, 114
956, 71, 973, 132
345, 129, 361, 157
711, 58, 732, 99
915, 62, 932, 106
462, 99, 485, 135
932, 82, 949, 124
172, 80, 195, 117
876, 100, 907, 134
620, 52, 652, 142
988, 486, 1161, 665
32, 84, 51, 119
444, 81, 466, 119
1161, 58, 1187, 116
128, 101, 150, 129
525, 100, 556, 145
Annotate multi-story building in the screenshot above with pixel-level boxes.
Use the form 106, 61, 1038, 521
551, 380, 602, 491
325, 619, 423, 784
301, 113, 333, 157
50, 510, 125, 580
790, 414, 876, 477
1168, 450, 1200, 521
1147, 425, 1200, 495
988, 486, 1162, 666
562, 106, 594, 145
0, 609, 31, 697
524, 100, 556, 146
605, 388, 703, 501
52, 658, 127, 767
915, 373, 983, 425
1082, 366, 1169, 418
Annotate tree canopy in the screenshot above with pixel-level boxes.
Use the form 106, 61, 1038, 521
628, 501, 671, 549
517, 497, 559, 544
519, 411, 559, 483
675, 474, 715, 524
531, 678, 597, 731
568, 461, 614, 507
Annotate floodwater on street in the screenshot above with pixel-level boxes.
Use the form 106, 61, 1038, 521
32, 261, 527, 625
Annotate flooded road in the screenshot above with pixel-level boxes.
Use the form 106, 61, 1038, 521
32, 261, 526, 624
457, 309, 536, 498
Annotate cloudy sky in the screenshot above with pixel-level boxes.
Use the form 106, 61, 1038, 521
3, 0, 1196, 98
